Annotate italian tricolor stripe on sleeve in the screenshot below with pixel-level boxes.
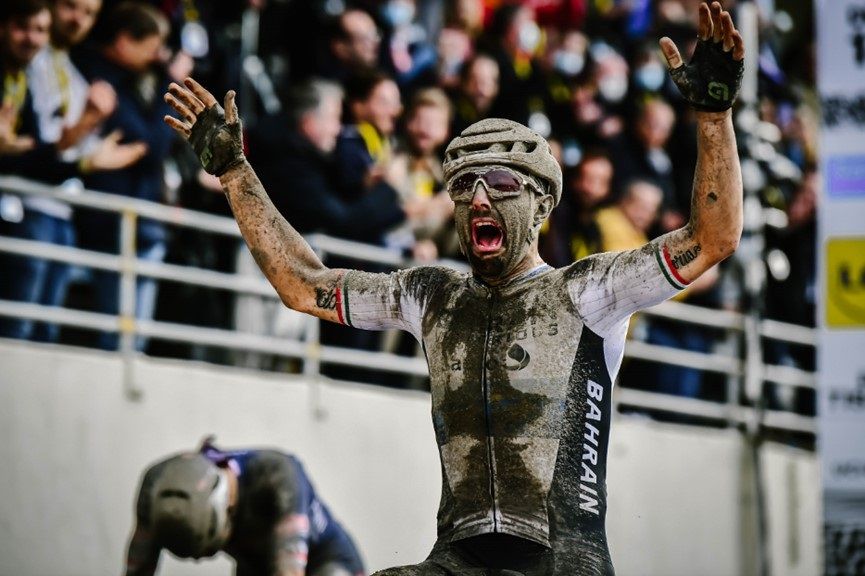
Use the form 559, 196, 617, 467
335, 274, 353, 327
654, 243, 690, 290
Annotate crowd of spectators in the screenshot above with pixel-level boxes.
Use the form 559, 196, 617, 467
0, 0, 818, 414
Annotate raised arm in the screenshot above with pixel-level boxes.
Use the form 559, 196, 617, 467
163, 78, 344, 323
654, 1, 745, 284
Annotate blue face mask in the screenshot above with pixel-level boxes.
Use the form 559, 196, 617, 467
634, 62, 666, 92
518, 22, 541, 54
382, 0, 415, 28
598, 75, 628, 103
553, 50, 585, 77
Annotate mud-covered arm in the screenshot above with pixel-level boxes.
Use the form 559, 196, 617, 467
163, 77, 344, 323
656, 1, 745, 283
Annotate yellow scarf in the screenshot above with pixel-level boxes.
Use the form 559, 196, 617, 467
3, 70, 27, 133
356, 121, 391, 163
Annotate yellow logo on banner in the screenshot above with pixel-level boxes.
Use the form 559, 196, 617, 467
826, 237, 865, 327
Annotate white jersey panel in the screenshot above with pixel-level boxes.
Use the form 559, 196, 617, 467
566, 241, 685, 340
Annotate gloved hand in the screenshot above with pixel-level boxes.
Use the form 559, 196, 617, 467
164, 78, 245, 176
660, 2, 745, 112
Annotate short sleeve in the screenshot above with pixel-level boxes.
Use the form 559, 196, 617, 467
565, 240, 688, 338
337, 266, 449, 343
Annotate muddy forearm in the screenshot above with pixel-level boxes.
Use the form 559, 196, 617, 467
689, 109, 742, 261
219, 160, 331, 313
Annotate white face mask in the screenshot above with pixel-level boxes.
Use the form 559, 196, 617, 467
553, 50, 585, 77
634, 62, 666, 92
518, 21, 541, 54
598, 75, 628, 103
382, 0, 415, 28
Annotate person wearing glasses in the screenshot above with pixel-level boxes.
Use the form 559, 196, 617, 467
124, 439, 364, 576
163, 3, 744, 573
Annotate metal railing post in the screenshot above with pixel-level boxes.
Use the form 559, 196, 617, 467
119, 210, 141, 399
304, 243, 325, 420
718, 325, 742, 428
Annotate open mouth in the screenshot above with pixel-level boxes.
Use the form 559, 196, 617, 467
471, 218, 504, 253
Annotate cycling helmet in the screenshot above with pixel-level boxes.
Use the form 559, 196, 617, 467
150, 454, 231, 559
443, 118, 563, 206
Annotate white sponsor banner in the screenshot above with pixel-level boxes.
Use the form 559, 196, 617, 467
817, 1, 865, 574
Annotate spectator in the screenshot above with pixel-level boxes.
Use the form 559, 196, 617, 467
611, 97, 683, 231
332, 71, 421, 383
250, 77, 410, 377
434, 2, 477, 91
449, 52, 499, 136
322, 8, 381, 83
630, 41, 671, 97
596, 178, 662, 252
335, 71, 404, 223
389, 86, 455, 261
444, 0, 484, 38
540, 151, 613, 266
74, 0, 175, 352
586, 41, 628, 138
378, 0, 439, 91
479, 4, 550, 131
249, 78, 408, 250
0, 0, 145, 341
543, 29, 590, 145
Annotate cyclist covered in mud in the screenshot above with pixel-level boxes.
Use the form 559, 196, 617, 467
124, 440, 364, 576
163, 3, 744, 574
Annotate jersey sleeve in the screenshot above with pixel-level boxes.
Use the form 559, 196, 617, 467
565, 240, 689, 338
336, 266, 445, 342
269, 456, 313, 575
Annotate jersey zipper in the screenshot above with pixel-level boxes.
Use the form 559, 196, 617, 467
481, 290, 499, 531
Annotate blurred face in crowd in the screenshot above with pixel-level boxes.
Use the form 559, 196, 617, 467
549, 30, 588, 78
453, 0, 484, 33
111, 31, 163, 72
594, 50, 629, 104
503, 6, 540, 57
406, 104, 449, 156
0, 8, 51, 69
302, 94, 343, 154
336, 9, 380, 69
620, 181, 663, 233
636, 100, 676, 149
463, 56, 499, 115
52, 0, 101, 49
572, 156, 613, 209
354, 78, 402, 136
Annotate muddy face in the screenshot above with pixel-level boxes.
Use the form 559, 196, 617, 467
453, 176, 551, 283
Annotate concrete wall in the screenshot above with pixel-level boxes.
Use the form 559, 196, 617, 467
0, 340, 820, 575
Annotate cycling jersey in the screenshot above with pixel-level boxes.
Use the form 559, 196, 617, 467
336, 242, 685, 575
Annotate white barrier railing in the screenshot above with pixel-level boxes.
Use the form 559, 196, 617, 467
0, 175, 816, 434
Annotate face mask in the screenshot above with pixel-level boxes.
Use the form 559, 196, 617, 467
634, 62, 666, 92
598, 75, 628, 103
518, 21, 541, 54
382, 0, 415, 28
439, 55, 464, 77
553, 50, 585, 77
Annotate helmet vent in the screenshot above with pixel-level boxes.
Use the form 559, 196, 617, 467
158, 489, 191, 500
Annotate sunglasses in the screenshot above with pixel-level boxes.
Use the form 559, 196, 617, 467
447, 167, 542, 203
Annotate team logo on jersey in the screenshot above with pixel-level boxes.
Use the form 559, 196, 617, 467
504, 343, 530, 371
